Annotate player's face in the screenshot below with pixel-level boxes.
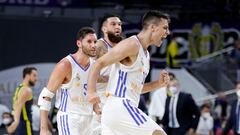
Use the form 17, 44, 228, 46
81, 33, 97, 57
152, 18, 170, 47
103, 17, 123, 43
104, 17, 122, 36
29, 70, 38, 87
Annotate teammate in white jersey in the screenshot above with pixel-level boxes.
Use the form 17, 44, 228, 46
96, 13, 123, 105
38, 27, 98, 135
91, 14, 124, 135
87, 10, 171, 135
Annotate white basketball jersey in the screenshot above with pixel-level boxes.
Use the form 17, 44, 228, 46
55, 54, 93, 115
96, 38, 113, 104
106, 35, 150, 106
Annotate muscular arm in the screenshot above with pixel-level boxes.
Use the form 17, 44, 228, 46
7, 88, 32, 133
40, 59, 71, 131
87, 38, 138, 103
142, 81, 164, 94
95, 40, 108, 59
142, 70, 169, 94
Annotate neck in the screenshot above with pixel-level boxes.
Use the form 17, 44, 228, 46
22, 79, 29, 86
103, 36, 116, 47
72, 50, 90, 67
137, 31, 151, 51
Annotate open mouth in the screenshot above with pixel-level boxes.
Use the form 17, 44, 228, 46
115, 31, 121, 35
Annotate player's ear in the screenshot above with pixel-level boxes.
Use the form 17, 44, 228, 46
150, 24, 157, 32
102, 25, 106, 33
76, 40, 82, 48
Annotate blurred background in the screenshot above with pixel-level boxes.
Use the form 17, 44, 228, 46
0, 0, 240, 135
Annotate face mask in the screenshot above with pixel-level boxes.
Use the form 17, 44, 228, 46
2, 118, 12, 126
169, 87, 178, 95
237, 90, 240, 98
202, 112, 210, 118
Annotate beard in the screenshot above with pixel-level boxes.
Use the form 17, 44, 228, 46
82, 46, 96, 57
107, 31, 123, 43
29, 80, 35, 87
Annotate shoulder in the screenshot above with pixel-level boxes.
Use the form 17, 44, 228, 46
180, 92, 193, 99
115, 36, 140, 52
19, 87, 32, 98
97, 39, 106, 46
55, 57, 71, 71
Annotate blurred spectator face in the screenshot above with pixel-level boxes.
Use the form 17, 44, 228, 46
236, 83, 240, 98
201, 105, 211, 118
168, 79, 180, 95
235, 39, 240, 49
2, 112, 12, 126
169, 72, 176, 81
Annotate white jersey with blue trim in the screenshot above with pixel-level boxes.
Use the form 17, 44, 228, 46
106, 35, 150, 106
55, 54, 93, 115
96, 38, 113, 105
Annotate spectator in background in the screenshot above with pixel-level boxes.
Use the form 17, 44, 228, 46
0, 102, 10, 128
213, 92, 231, 134
229, 38, 240, 66
227, 38, 240, 82
148, 72, 176, 123
1, 112, 13, 135
222, 82, 240, 135
196, 104, 214, 135
162, 78, 200, 135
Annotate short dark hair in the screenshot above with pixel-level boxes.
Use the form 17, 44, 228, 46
168, 72, 176, 81
76, 27, 96, 40
142, 10, 170, 30
100, 14, 119, 29
200, 104, 210, 110
23, 67, 37, 78
99, 14, 120, 36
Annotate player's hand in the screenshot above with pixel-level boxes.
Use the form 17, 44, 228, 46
158, 70, 170, 87
6, 120, 18, 133
93, 103, 102, 115
97, 75, 109, 83
87, 92, 101, 104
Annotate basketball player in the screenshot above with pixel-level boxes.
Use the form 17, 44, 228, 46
91, 14, 123, 135
95, 13, 123, 105
7, 67, 38, 135
38, 27, 98, 135
87, 10, 171, 135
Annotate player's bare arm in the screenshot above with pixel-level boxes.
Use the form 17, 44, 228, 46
87, 38, 139, 104
39, 58, 71, 134
7, 87, 32, 133
142, 70, 169, 94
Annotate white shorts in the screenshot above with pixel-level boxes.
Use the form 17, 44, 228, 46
57, 111, 93, 135
90, 114, 102, 135
101, 97, 165, 135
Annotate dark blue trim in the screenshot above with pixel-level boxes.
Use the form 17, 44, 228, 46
62, 116, 67, 135
123, 99, 140, 126
135, 107, 147, 122
102, 38, 113, 48
66, 115, 70, 135
118, 71, 125, 97
63, 89, 68, 112
69, 54, 90, 71
115, 70, 122, 96
60, 116, 65, 135
126, 99, 144, 124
